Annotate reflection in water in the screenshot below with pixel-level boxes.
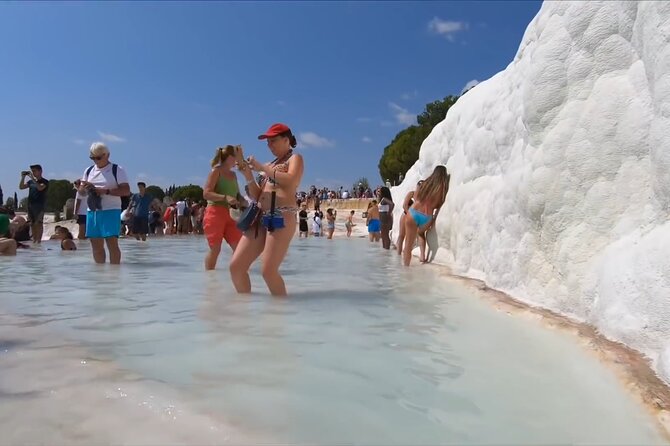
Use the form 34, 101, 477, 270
0, 237, 666, 444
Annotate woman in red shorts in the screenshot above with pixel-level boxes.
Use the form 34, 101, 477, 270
202, 145, 246, 270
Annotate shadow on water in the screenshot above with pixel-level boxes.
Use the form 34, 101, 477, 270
0, 339, 30, 352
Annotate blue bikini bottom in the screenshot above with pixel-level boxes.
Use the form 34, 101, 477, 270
409, 208, 431, 227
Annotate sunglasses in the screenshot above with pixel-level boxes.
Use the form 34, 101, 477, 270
89, 155, 104, 161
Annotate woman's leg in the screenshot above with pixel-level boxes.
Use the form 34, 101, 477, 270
205, 244, 221, 270
396, 214, 406, 255
77, 223, 86, 240
381, 220, 391, 249
90, 238, 106, 264
260, 215, 297, 296
418, 232, 427, 262
105, 237, 121, 264
229, 229, 266, 294
403, 216, 418, 266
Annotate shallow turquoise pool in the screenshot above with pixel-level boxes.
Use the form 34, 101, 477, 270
0, 236, 665, 444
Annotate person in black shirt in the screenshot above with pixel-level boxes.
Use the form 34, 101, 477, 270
18, 164, 49, 243
298, 202, 309, 238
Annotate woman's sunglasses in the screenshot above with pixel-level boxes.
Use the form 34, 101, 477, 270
89, 155, 104, 161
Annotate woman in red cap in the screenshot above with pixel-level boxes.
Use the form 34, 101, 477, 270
230, 123, 304, 296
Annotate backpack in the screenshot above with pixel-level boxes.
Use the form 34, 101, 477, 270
85, 163, 131, 209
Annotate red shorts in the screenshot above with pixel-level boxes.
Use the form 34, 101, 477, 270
203, 205, 242, 248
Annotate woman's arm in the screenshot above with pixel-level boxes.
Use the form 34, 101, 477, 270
98, 183, 130, 197
402, 191, 413, 213
253, 154, 304, 188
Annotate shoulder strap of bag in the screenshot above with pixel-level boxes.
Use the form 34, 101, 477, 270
85, 164, 119, 187
112, 163, 119, 186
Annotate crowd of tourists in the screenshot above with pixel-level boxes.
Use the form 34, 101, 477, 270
0, 122, 450, 293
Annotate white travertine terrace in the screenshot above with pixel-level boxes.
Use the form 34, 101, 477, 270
394, 1, 670, 383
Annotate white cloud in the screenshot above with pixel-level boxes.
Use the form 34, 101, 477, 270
380, 120, 394, 127
73, 138, 87, 145
298, 132, 335, 148
276, 100, 287, 107
461, 79, 480, 94
357, 117, 373, 123
389, 102, 416, 126
362, 137, 372, 143
400, 90, 418, 100
97, 131, 126, 143
428, 17, 469, 41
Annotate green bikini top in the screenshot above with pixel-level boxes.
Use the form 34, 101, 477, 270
209, 173, 239, 207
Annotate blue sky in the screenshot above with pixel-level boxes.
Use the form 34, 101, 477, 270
0, 1, 541, 200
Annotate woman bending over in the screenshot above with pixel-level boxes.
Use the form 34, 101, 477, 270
403, 166, 450, 266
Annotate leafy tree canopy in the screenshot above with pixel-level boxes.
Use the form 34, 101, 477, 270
378, 95, 460, 183
46, 179, 76, 212
145, 185, 165, 202
352, 177, 370, 193
172, 184, 203, 202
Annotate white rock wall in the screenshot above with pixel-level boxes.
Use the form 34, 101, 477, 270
394, 1, 670, 382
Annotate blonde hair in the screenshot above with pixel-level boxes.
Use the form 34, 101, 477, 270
89, 142, 110, 157
211, 145, 236, 167
416, 165, 450, 207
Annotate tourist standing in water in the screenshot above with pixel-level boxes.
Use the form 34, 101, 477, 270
202, 146, 245, 270
18, 164, 49, 243
298, 202, 309, 238
396, 180, 423, 256
377, 186, 395, 250
366, 200, 381, 242
326, 208, 336, 239
403, 166, 449, 266
229, 123, 304, 296
73, 179, 88, 240
78, 142, 130, 264
345, 210, 356, 237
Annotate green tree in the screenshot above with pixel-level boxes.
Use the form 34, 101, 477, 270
417, 95, 459, 128
352, 177, 370, 194
45, 179, 76, 212
378, 95, 459, 182
4, 197, 15, 209
19, 197, 29, 210
145, 185, 165, 202
172, 184, 203, 202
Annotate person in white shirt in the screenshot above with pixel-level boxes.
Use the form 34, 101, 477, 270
77, 142, 130, 264
73, 179, 88, 240
176, 199, 187, 234
312, 214, 322, 237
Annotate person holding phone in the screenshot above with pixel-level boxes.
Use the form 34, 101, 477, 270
18, 164, 49, 243
77, 142, 130, 264
229, 123, 304, 296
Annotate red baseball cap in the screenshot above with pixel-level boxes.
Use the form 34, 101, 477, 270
258, 123, 291, 140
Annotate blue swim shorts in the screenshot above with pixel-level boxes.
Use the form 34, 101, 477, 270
368, 218, 381, 233
86, 209, 122, 238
